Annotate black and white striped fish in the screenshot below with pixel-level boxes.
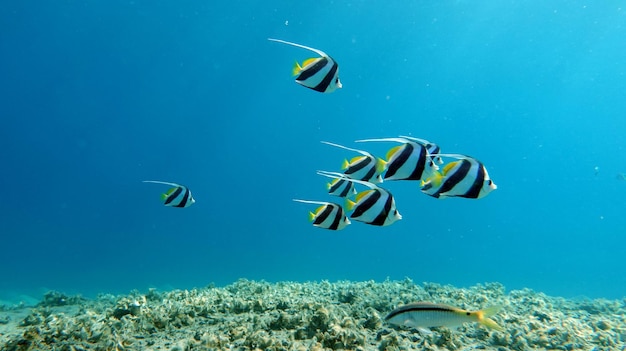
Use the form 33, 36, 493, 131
401, 136, 444, 165
318, 171, 402, 227
420, 155, 497, 199
356, 136, 439, 181
143, 180, 195, 208
322, 141, 385, 183
293, 199, 350, 230
268, 38, 342, 93
326, 177, 357, 197
385, 302, 503, 334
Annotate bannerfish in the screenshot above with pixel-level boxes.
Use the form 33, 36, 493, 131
143, 180, 195, 208
421, 155, 497, 199
356, 136, 439, 181
268, 38, 342, 93
293, 199, 350, 230
317, 171, 402, 226
327, 177, 357, 197
399, 135, 444, 165
385, 302, 504, 334
321, 141, 386, 183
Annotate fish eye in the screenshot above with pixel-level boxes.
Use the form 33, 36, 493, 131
487, 180, 493, 185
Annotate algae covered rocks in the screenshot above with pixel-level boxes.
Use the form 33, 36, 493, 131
2, 279, 625, 351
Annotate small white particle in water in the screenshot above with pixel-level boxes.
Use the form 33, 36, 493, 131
285, 20, 289, 26
600, 216, 604, 220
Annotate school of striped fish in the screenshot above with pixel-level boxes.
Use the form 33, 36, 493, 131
141, 38, 503, 334
294, 136, 497, 230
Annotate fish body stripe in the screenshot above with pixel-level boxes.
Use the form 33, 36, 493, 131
337, 181, 352, 197
344, 157, 371, 175
164, 187, 183, 205
350, 189, 396, 226
172, 188, 191, 207
387, 309, 469, 329
145, 181, 194, 208
437, 159, 472, 196
329, 178, 353, 197
385, 304, 460, 321
351, 190, 382, 220
437, 159, 486, 198
385, 303, 474, 329
464, 164, 486, 199
297, 57, 328, 81
407, 146, 427, 180
344, 157, 377, 182
328, 207, 343, 230
313, 59, 338, 92
384, 144, 412, 179
312, 204, 346, 230
422, 158, 494, 199
360, 167, 376, 182
370, 193, 393, 226
385, 143, 427, 181
313, 205, 334, 226
296, 57, 338, 93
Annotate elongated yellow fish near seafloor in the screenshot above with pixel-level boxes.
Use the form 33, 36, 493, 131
385, 302, 504, 334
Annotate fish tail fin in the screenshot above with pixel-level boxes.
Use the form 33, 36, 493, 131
292, 61, 302, 76
482, 305, 502, 317
478, 306, 504, 331
308, 211, 316, 222
341, 159, 350, 170
160, 193, 168, 201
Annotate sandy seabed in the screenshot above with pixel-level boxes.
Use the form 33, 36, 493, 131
0, 279, 624, 351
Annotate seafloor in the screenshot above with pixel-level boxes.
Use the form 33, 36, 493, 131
0, 279, 624, 351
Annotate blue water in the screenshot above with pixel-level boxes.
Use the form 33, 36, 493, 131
1, 1, 625, 303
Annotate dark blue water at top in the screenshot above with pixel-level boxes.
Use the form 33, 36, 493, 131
1, 1, 625, 302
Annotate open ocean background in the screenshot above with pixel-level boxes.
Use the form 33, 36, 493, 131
1, 1, 625, 304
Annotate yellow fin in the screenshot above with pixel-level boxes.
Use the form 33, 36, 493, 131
376, 157, 387, 174
422, 171, 443, 187
347, 156, 367, 168
386, 145, 402, 161
442, 160, 459, 175
345, 199, 356, 211
292, 61, 303, 76
301, 57, 319, 68
355, 189, 374, 203
308, 211, 316, 222
430, 171, 444, 187
341, 159, 350, 170
160, 193, 168, 201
